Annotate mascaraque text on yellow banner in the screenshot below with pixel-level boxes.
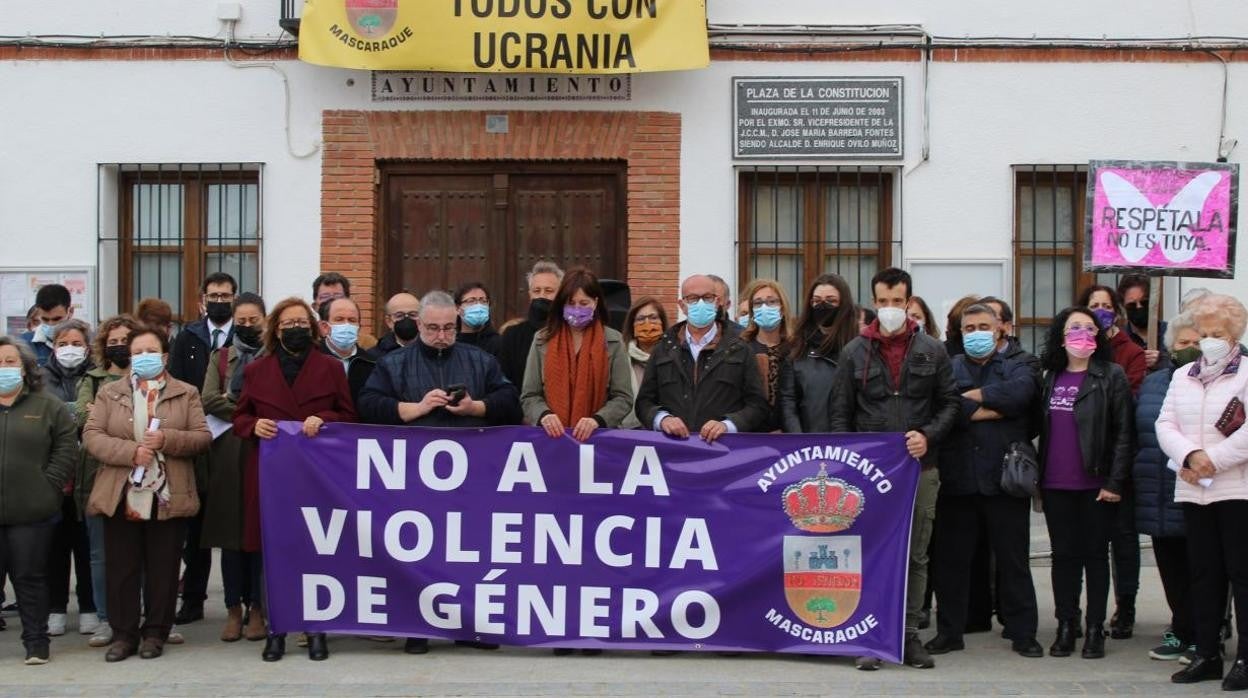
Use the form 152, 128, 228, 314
298, 0, 710, 74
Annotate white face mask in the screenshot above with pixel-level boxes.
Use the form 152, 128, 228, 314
55, 345, 87, 369
877, 306, 907, 334
1199, 337, 1233, 363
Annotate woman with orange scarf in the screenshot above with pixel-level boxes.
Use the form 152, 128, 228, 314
521, 267, 635, 445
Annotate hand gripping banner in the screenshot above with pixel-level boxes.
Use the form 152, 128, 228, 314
260, 424, 919, 662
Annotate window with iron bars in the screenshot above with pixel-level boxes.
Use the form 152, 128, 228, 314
97, 163, 263, 326
737, 166, 897, 314
1014, 164, 1122, 354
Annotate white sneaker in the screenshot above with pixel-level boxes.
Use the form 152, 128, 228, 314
79, 614, 101, 635
47, 613, 67, 637
88, 625, 113, 647
167, 626, 184, 644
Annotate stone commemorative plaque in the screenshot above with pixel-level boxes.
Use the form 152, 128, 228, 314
733, 77, 903, 159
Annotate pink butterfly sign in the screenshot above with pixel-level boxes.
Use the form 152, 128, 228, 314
1087, 160, 1239, 278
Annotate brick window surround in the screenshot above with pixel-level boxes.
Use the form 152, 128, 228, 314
321, 110, 681, 328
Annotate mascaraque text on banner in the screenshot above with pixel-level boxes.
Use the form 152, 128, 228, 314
259, 424, 919, 661
297, 0, 710, 73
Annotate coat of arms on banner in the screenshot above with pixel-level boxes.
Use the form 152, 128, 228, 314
782, 463, 865, 628
346, 0, 398, 35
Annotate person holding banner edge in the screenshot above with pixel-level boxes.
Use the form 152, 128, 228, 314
232, 297, 357, 663
829, 267, 959, 671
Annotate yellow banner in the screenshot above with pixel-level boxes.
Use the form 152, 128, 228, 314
298, 0, 709, 74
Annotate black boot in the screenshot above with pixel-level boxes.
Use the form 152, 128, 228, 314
174, 601, 204, 625
1223, 658, 1248, 691
1050, 620, 1077, 657
404, 638, 429, 655
1081, 625, 1106, 659
1109, 599, 1135, 640
307, 633, 329, 661
262, 633, 286, 662
1172, 655, 1224, 684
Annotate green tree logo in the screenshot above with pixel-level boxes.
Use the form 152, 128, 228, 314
805, 596, 837, 622
358, 14, 382, 33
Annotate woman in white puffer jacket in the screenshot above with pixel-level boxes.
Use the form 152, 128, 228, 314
1156, 293, 1248, 690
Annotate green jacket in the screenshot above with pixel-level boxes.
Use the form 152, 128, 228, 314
520, 325, 635, 428
0, 388, 77, 525
73, 368, 123, 518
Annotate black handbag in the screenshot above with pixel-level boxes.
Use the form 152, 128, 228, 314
1001, 441, 1040, 498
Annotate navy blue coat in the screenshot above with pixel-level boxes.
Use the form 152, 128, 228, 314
937, 350, 1038, 497
1133, 367, 1185, 538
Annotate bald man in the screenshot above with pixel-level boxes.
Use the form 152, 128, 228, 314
634, 274, 769, 441
370, 292, 421, 357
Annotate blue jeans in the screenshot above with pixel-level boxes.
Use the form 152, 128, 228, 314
84, 515, 107, 621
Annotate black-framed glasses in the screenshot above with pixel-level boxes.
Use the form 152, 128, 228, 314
389, 311, 420, 321
422, 323, 457, 335
682, 293, 719, 305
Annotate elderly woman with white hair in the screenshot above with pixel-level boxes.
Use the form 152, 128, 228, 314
1156, 294, 1248, 689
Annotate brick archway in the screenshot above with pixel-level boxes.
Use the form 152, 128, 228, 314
320, 110, 680, 327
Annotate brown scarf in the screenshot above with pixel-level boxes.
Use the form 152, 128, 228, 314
543, 322, 608, 425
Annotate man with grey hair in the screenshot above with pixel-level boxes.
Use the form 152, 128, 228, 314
357, 290, 520, 655
499, 260, 565, 386
927, 302, 1042, 659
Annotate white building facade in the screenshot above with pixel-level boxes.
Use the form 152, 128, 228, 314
2, 0, 1245, 350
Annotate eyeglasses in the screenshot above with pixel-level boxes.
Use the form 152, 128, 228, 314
682, 293, 719, 305
278, 319, 311, 329
459, 297, 489, 306
751, 298, 782, 309
204, 293, 235, 303
1065, 325, 1097, 335
389, 311, 420, 321
422, 324, 457, 335
316, 292, 346, 303
634, 313, 662, 323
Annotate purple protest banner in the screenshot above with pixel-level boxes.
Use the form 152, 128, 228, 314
1085, 159, 1240, 278
260, 423, 919, 662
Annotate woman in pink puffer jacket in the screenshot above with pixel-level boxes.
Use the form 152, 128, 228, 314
1156, 293, 1248, 690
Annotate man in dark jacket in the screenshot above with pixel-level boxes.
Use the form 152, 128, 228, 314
369, 292, 421, 358
498, 261, 563, 386
317, 297, 376, 407
358, 290, 521, 430
167, 271, 236, 626
357, 291, 520, 655
927, 303, 1043, 658
829, 267, 958, 670
634, 274, 770, 440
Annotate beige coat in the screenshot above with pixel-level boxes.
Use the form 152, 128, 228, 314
520, 326, 635, 428
82, 375, 211, 520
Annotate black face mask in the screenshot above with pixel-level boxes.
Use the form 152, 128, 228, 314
811, 303, 839, 327
104, 345, 131, 369
528, 298, 553, 325
1126, 305, 1150, 329
394, 317, 419, 342
205, 301, 232, 325
280, 327, 313, 353
234, 325, 261, 347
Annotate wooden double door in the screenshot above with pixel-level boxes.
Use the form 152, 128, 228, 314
382, 162, 627, 323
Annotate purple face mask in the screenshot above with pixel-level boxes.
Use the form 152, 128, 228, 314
563, 304, 596, 329
1092, 308, 1116, 331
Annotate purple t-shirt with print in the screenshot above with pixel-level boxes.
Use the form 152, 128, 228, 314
1044, 369, 1104, 490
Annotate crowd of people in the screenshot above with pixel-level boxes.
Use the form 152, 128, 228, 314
0, 264, 1245, 690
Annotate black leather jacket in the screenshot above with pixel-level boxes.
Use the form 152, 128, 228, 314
828, 331, 959, 468
1039, 359, 1136, 494
778, 349, 837, 433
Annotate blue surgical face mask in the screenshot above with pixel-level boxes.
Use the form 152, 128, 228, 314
329, 323, 359, 350
753, 305, 782, 331
462, 304, 490, 329
686, 300, 718, 329
130, 352, 165, 380
962, 330, 997, 359
737, 313, 751, 328
0, 367, 22, 395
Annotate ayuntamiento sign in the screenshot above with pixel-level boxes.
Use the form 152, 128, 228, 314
298, 0, 709, 74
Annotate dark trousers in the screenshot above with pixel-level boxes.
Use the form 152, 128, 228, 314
1042, 488, 1116, 627
1109, 488, 1140, 606
933, 493, 1038, 641
47, 496, 94, 614
1184, 500, 1248, 660
1152, 535, 1195, 646
103, 514, 186, 646
180, 507, 211, 605
221, 550, 263, 609
0, 518, 57, 649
